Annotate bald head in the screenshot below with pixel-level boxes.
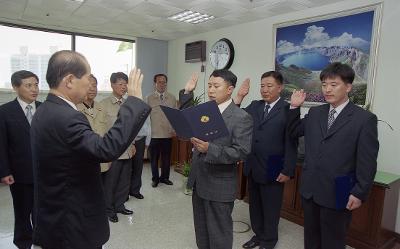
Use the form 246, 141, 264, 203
46, 50, 89, 89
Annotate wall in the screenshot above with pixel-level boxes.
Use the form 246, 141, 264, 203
135, 37, 169, 98
168, 0, 400, 231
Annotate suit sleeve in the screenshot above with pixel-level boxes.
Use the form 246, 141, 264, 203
281, 108, 298, 177
351, 115, 379, 201
64, 96, 151, 162
178, 89, 194, 110
204, 113, 253, 164
0, 108, 11, 178
287, 107, 305, 138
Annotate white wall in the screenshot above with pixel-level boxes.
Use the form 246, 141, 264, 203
168, 0, 400, 231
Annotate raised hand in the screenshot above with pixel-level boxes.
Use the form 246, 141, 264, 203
127, 68, 144, 99
233, 78, 250, 105
290, 89, 306, 108
184, 72, 199, 93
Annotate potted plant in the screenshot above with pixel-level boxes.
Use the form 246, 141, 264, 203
182, 161, 193, 195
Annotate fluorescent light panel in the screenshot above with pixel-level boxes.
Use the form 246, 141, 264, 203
168, 10, 215, 24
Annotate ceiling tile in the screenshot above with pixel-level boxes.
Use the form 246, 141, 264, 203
128, 1, 182, 18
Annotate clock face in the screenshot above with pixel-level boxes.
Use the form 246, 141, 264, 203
209, 38, 234, 70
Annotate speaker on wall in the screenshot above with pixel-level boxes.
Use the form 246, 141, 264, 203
185, 40, 206, 62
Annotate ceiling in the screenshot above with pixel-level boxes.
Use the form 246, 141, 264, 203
0, 0, 346, 41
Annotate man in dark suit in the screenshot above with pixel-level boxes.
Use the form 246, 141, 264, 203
234, 71, 297, 249
0, 70, 40, 249
30, 50, 151, 249
182, 69, 253, 249
288, 62, 379, 249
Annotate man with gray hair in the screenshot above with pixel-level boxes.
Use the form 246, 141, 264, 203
31, 50, 150, 249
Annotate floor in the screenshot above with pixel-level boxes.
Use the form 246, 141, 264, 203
1, 163, 355, 249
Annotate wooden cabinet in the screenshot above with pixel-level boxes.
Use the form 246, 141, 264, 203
280, 165, 399, 249
171, 137, 193, 174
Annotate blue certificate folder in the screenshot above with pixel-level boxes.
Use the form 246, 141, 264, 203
160, 101, 229, 141
335, 172, 356, 210
266, 155, 284, 181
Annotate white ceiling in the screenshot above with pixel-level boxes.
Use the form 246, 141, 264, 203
0, 0, 346, 41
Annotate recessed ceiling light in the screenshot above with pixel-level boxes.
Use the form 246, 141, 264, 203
66, 0, 85, 3
168, 10, 215, 24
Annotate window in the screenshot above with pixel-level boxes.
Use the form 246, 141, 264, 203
0, 24, 135, 92
0, 25, 71, 90
75, 36, 135, 92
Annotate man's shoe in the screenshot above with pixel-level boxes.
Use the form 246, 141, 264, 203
160, 179, 173, 185
108, 214, 118, 223
242, 239, 259, 249
130, 193, 144, 199
117, 208, 133, 215
152, 181, 159, 188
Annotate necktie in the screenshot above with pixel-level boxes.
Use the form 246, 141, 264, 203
26, 105, 33, 124
263, 104, 271, 120
116, 99, 122, 105
327, 109, 336, 130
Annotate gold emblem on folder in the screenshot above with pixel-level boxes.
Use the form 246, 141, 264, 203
200, 115, 210, 123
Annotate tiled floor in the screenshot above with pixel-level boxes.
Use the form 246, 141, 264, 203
0, 163, 353, 249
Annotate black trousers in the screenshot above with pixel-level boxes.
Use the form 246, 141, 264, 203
302, 197, 352, 249
149, 138, 172, 182
248, 177, 284, 249
103, 159, 132, 216
130, 137, 146, 195
10, 183, 34, 249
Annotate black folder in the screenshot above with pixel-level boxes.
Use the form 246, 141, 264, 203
335, 172, 356, 210
265, 155, 284, 181
160, 101, 229, 141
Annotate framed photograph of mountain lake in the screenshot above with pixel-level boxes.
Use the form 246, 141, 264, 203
273, 4, 382, 106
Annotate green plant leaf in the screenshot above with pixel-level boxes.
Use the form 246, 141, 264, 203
117, 42, 133, 52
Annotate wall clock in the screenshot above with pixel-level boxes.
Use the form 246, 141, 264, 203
209, 38, 234, 70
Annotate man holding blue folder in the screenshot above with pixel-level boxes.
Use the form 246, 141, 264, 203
181, 69, 253, 249
234, 71, 298, 249
288, 62, 379, 249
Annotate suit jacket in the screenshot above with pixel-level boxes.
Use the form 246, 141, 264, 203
77, 101, 110, 172
187, 101, 253, 202
243, 98, 298, 183
0, 98, 41, 184
99, 95, 135, 160
146, 91, 177, 138
31, 93, 150, 249
288, 102, 379, 209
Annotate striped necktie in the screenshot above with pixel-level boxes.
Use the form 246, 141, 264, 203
327, 109, 336, 130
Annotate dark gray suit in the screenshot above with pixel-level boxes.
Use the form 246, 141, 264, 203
288, 102, 379, 249
31, 94, 150, 249
0, 99, 40, 249
188, 101, 253, 249
243, 98, 297, 249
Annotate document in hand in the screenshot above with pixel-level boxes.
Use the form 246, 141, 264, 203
265, 155, 284, 181
335, 172, 356, 210
160, 101, 229, 141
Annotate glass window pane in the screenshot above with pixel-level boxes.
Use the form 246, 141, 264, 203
75, 36, 135, 92
0, 25, 71, 91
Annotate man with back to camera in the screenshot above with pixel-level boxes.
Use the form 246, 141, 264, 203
100, 72, 136, 222
146, 73, 177, 187
234, 71, 298, 249
30, 50, 150, 249
0, 70, 41, 249
288, 62, 379, 249
181, 69, 253, 249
